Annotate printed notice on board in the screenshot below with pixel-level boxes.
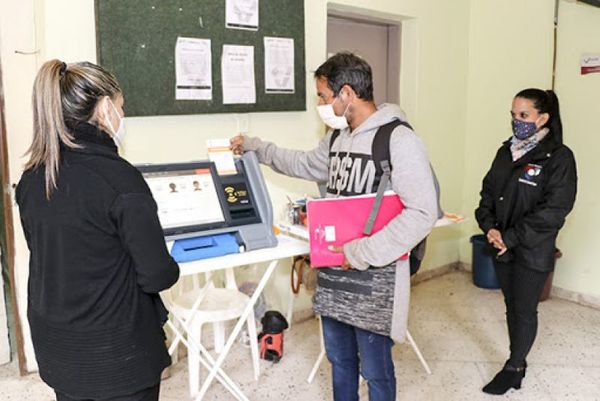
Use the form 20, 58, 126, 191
175, 37, 212, 100
581, 54, 600, 75
264, 37, 295, 94
226, 0, 259, 31
222, 45, 256, 104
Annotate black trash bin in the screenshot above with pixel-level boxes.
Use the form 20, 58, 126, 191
470, 234, 500, 289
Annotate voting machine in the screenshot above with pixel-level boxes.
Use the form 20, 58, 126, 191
137, 152, 277, 262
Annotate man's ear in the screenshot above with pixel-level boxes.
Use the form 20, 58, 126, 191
341, 84, 356, 101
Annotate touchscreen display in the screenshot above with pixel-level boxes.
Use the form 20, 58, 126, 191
143, 168, 225, 230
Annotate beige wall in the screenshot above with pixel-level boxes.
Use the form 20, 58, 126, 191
461, 0, 600, 302
0, 0, 40, 369
2, 0, 598, 372
460, 0, 555, 263
552, 2, 600, 298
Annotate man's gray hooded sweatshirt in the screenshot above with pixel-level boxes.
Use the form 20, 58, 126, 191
244, 104, 437, 342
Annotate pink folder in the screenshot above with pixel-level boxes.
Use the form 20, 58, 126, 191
307, 193, 406, 268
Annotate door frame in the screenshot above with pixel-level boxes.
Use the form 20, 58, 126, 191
326, 2, 419, 121
327, 13, 401, 105
0, 46, 27, 375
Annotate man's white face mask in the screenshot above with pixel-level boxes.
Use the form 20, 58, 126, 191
104, 98, 126, 148
316, 94, 350, 130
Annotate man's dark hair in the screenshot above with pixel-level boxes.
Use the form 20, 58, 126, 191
314, 52, 374, 101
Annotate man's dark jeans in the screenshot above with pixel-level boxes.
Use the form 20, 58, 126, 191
322, 316, 396, 401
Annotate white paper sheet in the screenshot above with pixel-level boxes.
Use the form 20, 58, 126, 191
175, 37, 212, 100
226, 0, 259, 31
221, 45, 256, 104
207, 138, 237, 175
264, 37, 295, 94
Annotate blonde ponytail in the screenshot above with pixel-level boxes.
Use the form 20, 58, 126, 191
25, 59, 121, 198
27, 60, 74, 197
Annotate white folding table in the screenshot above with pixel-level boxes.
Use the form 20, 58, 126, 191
162, 234, 309, 401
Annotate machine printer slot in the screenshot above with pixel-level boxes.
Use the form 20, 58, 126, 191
228, 207, 258, 221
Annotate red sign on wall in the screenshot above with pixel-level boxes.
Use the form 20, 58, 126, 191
581, 54, 600, 75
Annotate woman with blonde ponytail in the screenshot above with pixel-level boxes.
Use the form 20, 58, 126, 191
16, 60, 179, 401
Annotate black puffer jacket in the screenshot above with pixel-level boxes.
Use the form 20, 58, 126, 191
475, 132, 577, 272
16, 123, 179, 399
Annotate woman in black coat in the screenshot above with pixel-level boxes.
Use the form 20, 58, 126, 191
475, 88, 577, 395
16, 60, 179, 401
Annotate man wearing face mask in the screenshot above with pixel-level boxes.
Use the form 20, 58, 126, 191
230, 52, 438, 401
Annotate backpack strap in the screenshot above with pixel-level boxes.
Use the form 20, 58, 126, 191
329, 129, 341, 151
372, 119, 413, 177
363, 119, 412, 236
364, 119, 443, 276
363, 160, 391, 236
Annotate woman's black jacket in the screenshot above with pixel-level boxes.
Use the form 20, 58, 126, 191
475, 132, 577, 272
16, 123, 180, 399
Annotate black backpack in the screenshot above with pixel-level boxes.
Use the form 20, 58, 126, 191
329, 120, 442, 275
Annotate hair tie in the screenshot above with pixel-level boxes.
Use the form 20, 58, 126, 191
59, 62, 67, 77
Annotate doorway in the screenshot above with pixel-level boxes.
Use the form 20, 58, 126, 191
327, 13, 401, 106
0, 42, 14, 366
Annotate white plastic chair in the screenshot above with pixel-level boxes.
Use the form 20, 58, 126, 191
165, 268, 260, 397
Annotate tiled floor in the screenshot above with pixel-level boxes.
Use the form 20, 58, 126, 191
1, 271, 599, 400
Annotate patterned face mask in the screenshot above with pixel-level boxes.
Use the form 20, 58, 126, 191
511, 119, 538, 140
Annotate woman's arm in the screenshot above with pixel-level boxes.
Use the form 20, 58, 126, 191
475, 151, 501, 235
110, 193, 180, 293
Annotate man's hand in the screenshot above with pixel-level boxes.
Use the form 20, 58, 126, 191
487, 228, 507, 255
230, 135, 245, 155
328, 245, 352, 270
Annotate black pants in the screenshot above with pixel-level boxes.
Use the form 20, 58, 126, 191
494, 261, 549, 368
55, 384, 160, 401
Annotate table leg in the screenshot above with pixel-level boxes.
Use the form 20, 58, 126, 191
195, 259, 279, 401
165, 320, 247, 400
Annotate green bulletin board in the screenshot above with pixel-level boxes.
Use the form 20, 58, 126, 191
95, 0, 306, 117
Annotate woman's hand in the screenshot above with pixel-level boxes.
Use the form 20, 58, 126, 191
487, 228, 507, 255
230, 135, 245, 156
328, 245, 352, 270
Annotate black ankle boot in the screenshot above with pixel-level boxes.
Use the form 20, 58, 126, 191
482, 362, 526, 395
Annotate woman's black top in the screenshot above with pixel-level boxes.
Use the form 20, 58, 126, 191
475, 132, 577, 272
16, 123, 180, 398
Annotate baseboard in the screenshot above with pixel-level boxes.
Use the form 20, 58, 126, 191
410, 262, 463, 285
457, 262, 600, 310
290, 307, 316, 325
549, 286, 600, 310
